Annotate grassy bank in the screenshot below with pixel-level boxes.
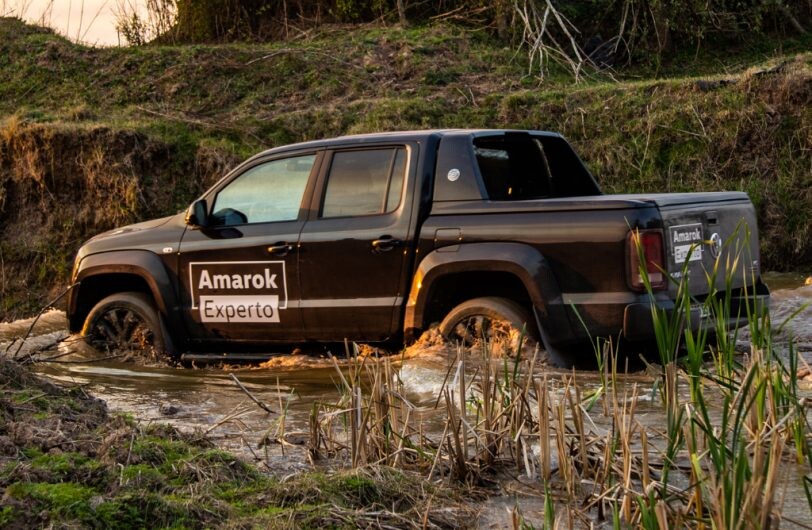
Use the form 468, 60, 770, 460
0, 17, 810, 319
0, 356, 475, 528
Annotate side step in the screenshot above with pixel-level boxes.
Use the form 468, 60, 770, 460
179, 352, 289, 363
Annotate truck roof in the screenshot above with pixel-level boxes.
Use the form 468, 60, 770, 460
246, 129, 563, 161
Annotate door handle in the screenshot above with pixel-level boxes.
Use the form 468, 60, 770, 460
267, 242, 294, 256
371, 236, 401, 253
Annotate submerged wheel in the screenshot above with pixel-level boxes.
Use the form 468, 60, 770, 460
439, 297, 536, 354
82, 292, 174, 362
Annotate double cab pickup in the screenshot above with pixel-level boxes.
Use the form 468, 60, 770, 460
67, 130, 769, 364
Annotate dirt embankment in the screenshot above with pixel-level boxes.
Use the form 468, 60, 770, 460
541, 63, 812, 269
0, 123, 237, 319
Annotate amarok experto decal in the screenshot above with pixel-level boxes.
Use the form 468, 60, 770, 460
189, 261, 288, 323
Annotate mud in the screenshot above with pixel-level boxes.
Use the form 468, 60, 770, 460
1, 277, 810, 467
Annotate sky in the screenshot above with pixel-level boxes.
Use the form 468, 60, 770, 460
3, 0, 140, 46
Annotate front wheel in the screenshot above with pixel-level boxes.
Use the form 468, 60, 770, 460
439, 297, 536, 356
81, 292, 175, 363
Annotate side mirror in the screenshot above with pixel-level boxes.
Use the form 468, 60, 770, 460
186, 199, 209, 228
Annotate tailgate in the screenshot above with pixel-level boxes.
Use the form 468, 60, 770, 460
658, 193, 761, 296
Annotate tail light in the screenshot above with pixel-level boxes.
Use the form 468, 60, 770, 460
627, 229, 667, 291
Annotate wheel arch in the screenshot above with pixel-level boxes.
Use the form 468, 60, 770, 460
68, 250, 180, 336
403, 242, 570, 341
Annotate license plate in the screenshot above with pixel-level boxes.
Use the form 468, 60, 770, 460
669, 223, 703, 264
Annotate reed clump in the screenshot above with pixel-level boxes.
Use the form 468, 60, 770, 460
308, 231, 812, 527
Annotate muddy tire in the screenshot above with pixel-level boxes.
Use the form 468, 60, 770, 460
82, 292, 175, 362
439, 297, 535, 354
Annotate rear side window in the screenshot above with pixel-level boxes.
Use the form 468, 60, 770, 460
321, 148, 407, 218
474, 135, 598, 200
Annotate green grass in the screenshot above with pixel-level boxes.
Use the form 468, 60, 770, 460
5, 482, 97, 519
0, 16, 810, 319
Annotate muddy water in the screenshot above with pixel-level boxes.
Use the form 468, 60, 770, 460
765, 275, 812, 352
0, 310, 467, 473
1, 273, 811, 525
1, 274, 810, 459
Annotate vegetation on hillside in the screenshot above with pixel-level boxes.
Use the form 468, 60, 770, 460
114, 0, 812, 84
0, 16, 810, 320
121, 1, 811, 66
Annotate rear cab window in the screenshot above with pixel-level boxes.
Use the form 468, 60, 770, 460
473, 134, 600, 200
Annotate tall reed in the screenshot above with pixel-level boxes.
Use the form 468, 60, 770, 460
630, 224, 811, 528
304, 227, 811, 526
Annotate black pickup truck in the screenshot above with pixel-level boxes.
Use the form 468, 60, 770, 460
67, 130, 769, 364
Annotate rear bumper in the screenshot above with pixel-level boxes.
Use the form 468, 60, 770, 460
622, 285, 770, 341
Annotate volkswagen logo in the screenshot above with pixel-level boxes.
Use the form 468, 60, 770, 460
708, 232, 723, 258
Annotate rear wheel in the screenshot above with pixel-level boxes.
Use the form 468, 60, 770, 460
82, 292, 175, 363
439, 297, 536, 356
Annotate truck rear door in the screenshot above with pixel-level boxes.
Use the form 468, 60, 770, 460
297, 143, 419, 341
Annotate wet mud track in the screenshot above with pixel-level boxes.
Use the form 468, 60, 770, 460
2, 276, 811, 468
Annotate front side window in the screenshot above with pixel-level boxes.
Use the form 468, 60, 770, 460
212, 154, 316, 226
321, 148, 407, 218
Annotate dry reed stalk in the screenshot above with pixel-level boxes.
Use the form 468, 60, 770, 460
455, 351, 468, 462
229, 373, 275, 414
523, 347, 540, 397
428, 419, 451, 479
537, 375, 551, 482
639, 423, 650, 492
444, 388, 468, 480
328, 350, 351, 392
618, 384, 638, 522
566, 378, 588, 477
655, 502, 668, 529
205, 402, 253, 433
350, 381, 359, 466
582, 430, 614, 518
392, 406, 412, 468
759, 433, 786, 529
682, 406, 704, 521
481, 351, 494, 463
304, 325, 809, 528
601, 342, 612, 416
556, 378, 575, 499
308, 402, 322, 459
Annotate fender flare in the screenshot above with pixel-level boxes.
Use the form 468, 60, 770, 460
69, 250, 181, 334
403, 242, 571, 343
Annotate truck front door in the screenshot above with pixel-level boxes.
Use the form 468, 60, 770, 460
298, 144, 418, 341
177, 152, 321, 346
